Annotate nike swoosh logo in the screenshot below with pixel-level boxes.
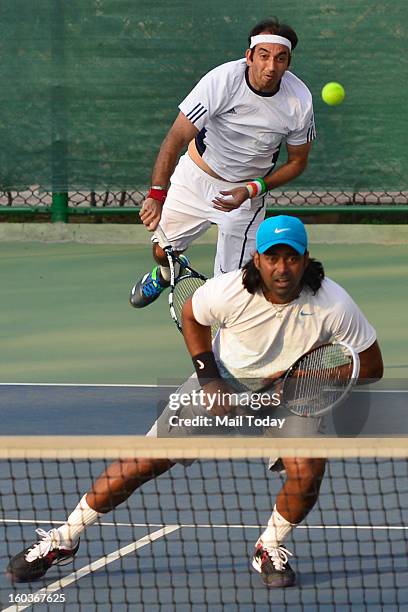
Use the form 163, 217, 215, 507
274, 228, 290, 234
196, 360, 205, 370
300, 311, 314, 316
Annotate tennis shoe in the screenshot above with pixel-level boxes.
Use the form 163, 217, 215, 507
252, 539, 295, 587
130, 255, 189, 308
7, 528, 79, 583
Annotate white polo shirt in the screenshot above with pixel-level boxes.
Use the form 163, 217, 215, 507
192, 270, 376, 381
179, 58, 316, 181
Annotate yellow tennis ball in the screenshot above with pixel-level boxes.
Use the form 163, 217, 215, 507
321, 82, 345, 106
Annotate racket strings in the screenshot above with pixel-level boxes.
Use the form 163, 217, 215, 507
172, 276, 206, 323
287, 344, 354, 416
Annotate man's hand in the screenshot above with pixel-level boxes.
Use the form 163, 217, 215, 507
260, 370, 285, 390
139, 198, 163, 231
212, 186, 249, 212
200, 378, 237, 416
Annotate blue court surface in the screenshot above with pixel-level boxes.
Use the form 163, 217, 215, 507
1, 384, 407, 611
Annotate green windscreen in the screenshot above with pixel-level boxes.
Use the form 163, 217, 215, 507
0, 0, 406, 191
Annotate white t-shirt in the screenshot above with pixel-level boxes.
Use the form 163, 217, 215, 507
192, 270, 376, 381
178, 58, 316, 182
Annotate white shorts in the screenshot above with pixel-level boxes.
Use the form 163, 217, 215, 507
157, 154, 266, 276
146, 372, 324, 467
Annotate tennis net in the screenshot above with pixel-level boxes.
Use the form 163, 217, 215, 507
1, 437, 407, 611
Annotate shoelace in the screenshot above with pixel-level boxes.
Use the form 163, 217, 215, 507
264, 544, 293, 571
25, 528, 58, 562
142, 275, 163, 297
142, 257, 189, 298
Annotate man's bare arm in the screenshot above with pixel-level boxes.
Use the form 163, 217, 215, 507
182, 298, 213, 357
140, 112, 199, 230
212, 142, 312, 212
151, 112, 199, 186
265, 142, 312, 190
357, 340, 384, 383
182, 298, 234, 416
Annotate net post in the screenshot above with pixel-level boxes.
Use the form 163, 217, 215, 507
51, 192, 68, 222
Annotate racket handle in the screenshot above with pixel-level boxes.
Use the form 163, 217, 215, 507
154, 225, 171, 249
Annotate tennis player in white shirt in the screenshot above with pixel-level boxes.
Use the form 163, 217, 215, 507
131, 16, 316, 308
8, 217, 383, 589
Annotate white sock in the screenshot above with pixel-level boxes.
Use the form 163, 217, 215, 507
159, 263, 179, 281
260, 505, 296, 548
57, 495, 102, 547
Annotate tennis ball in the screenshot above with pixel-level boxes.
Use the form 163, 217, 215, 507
321, 82, 345, 106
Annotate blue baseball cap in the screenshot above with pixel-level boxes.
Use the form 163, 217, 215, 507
256, 215, 308, 255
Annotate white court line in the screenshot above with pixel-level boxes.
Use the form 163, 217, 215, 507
0, 383, 175, 388
1, 518, 406, 531
353, 389, 408, 393
0, 382, 406, 393
2, 522, 406, 610
1, 525, 180, 612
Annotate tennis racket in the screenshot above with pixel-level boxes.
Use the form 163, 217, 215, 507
233, 341, 360, 418
154, 225, 215, 335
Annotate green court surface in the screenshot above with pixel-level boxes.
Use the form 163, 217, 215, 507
0, 240, 406, 384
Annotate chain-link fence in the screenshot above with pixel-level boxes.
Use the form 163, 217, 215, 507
1, 188, 408, 222
1, 1, 407, 221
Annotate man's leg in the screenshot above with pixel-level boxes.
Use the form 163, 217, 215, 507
252, 457, 326, 587
59, 457, 174, 542
213, 198, 265, 276
7, 373, 206, 583
130, 155, 212, 308
130, 211, 210, 308
7, 458, 174, 583
275, 457, 326, 519
129, 240, 189, 308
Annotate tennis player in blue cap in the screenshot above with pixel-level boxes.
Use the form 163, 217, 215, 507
7, 216, 383, 589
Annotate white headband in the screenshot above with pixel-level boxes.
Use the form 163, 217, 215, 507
250, 34, 292, 51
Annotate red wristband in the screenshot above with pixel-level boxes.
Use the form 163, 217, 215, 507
147, 187, 167, 204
